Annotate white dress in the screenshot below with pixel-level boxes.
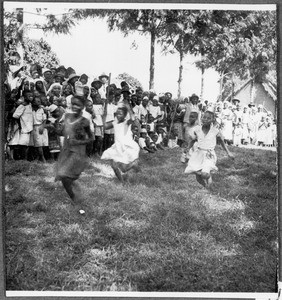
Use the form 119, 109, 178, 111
101, 119, 140, 164
184, 124, 220, 174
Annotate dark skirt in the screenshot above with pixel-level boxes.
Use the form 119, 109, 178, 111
55, 148, 89, 181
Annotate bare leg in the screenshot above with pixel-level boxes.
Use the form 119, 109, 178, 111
206, 175, 213, 188
7, 146, 14, 160
61, 177, 82, 204
202, 172, 212, 189
196, 174, 206, 187
111, 161, 123, 182
37, 147, 46, 163
118, 159, 141, 173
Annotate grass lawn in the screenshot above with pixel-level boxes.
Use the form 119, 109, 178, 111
4, 145, 277, 292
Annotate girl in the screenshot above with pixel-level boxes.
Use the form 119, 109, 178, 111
55, 95, 94, 215
184, 109, 234, 188
101, 102, 140, 183
30, 97, 48, 163
11, 90, 34, 160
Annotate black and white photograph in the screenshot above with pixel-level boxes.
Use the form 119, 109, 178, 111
2, 1, 279, 297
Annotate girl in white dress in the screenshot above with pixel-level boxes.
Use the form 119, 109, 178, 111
101, 102, 140, 182
184, 109, 234, 188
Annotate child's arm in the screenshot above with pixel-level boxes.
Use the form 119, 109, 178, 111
103, 120, 114, 131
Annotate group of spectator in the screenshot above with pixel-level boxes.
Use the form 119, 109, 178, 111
4, 63, 276, 164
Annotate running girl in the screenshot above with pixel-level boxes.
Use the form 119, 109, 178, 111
101, 101, 140, 183
55, 95, 94, 215
184, 109, 234, 188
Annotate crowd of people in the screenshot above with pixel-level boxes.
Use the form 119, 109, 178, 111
4, 64, 276, 164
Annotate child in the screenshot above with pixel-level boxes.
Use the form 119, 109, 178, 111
147, 114, 156, 133
45, 104, 63, 160
257, 116, 267, 146
184, 109, 234, 188
11, 90, 34, 160
233, 123, 243, 147
30, 97, 48, 163
139, 128, 155, 153
84, 100, 95, 156
181, 111, 198, 163
92, 94, 104, 156
101, 102, 140, 182
55, 95, 94, 215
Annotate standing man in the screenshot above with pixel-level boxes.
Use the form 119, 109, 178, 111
98, 73, 109, 100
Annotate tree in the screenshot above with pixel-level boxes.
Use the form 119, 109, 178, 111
200, 10, 277, 100
104, 10, 169, 90
115, 73, 143, 91
22, 37, 59, 68
158, 10, 190, 98
4, 9, 60, 82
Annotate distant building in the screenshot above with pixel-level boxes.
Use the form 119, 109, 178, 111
223, 79, 277, 115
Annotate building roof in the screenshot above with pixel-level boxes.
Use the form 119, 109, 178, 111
223, 78, 276, 102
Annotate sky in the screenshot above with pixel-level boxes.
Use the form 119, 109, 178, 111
4, 2, 276, 102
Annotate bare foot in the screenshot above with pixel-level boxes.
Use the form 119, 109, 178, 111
196, 174, 206, 187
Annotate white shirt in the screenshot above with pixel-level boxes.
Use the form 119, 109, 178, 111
13, 104, 33, 133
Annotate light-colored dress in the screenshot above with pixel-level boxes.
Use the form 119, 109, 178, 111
184, 124, 220, 174
11, 104, 33, 146
101, 119, 140, 165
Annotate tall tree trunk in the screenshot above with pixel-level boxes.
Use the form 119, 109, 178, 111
219, 71, 224, 102
177, 49, 184, 99
231, 72, 235, 101
200, 51, 205, 101
149, 30, 156, 90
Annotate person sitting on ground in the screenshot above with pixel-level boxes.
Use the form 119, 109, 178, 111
139, 128, 155, 153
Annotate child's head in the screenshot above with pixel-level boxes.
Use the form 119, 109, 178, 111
152, 96, 159, 106
116, 105, 128, 123
140, 128, 147, 138
142, 96, 149, 107
23, 91, 34, 103
40, 95, 49, 107
32, 97, 41, 107
83, 85, 90, 97
189, 111, 198, 125
150, 132, 158, 143
148, 114, 154, 123
202, 111, 214, 126
35, 80, 44, 91
140, 114, 145, 123
48, 83, 62, 97
136, 96, 142, 106
85, 100, 93, 113
62, 84, 73, 96
71, 96, 84, 115
131, 124, 139, 136
92, 93, 103, 105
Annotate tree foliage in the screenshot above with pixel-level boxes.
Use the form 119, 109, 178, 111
4, 9, 60, 76
22, 37, 60, 68
115, 72, 143, 91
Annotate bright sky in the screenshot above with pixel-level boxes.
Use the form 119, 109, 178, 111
4, 2, 276, 102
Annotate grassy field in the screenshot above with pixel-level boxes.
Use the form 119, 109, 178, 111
4, 145, 277, 292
